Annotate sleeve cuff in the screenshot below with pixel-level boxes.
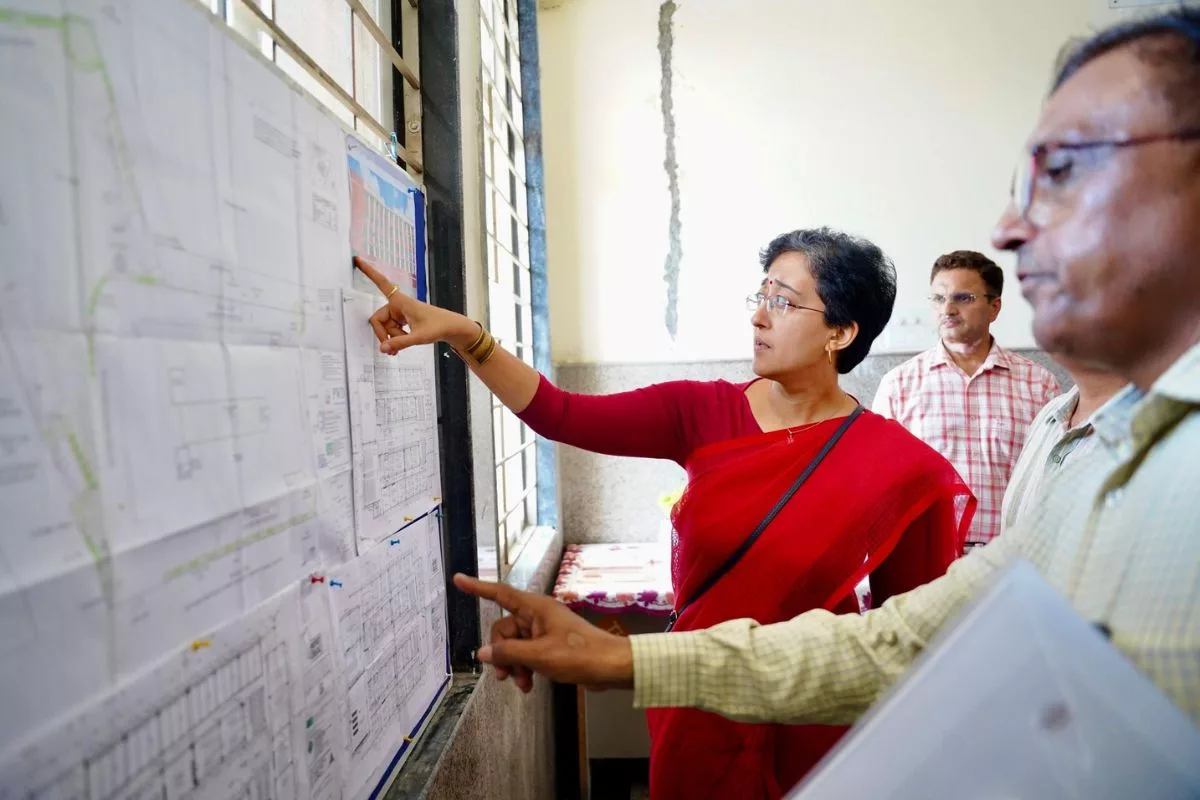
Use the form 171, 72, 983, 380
630, 631, 700, 710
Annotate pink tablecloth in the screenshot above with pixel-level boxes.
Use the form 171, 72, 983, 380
553, 543, 675, 616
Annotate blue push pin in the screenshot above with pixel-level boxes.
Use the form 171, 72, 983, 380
329, 579, 343, 588
389, 538, 400, 546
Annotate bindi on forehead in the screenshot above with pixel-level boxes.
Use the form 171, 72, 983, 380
765, 275, 808, 298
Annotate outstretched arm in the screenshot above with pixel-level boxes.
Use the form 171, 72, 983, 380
456, 534, 1015, 725
356, 256, 695, 462
355, 256, 541, 412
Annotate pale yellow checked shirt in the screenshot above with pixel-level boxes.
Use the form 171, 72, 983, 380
630, 343, 1200, 727
999, 384, 1112, 535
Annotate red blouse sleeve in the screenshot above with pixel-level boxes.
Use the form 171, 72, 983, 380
516, 374, 739, 466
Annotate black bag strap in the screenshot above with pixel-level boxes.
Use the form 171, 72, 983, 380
665, 405, 864, 632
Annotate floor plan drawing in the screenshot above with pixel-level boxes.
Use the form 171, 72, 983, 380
342, 291, 441, 547
326, 511, 449, 798
0, 586, 307, 800
0, 1, 446, 795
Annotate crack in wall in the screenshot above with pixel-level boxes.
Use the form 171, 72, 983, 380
658, 0, 681, 339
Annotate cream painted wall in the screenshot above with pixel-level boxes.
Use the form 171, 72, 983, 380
538, 0, 1162, 364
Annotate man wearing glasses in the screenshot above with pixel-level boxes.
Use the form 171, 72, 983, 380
454, 7, 1200, 743
872, 250, 1060, 551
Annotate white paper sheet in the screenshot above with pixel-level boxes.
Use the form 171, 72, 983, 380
0, 0, 443, 793
342, 291, 441, 547
0, 0, 82, 334
0, 584, 308, 800
327, 511, 449, 798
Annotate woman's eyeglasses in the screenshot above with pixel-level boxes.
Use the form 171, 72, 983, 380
746, 293, 824, 317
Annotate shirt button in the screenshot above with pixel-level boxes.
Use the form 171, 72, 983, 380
1103, 488, 1124, 509
1051, 454, 1063, 465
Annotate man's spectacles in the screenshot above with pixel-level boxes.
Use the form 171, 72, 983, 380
747, 292, 824, 317
1013, 128, 1200, 221
929, 292, 996, 307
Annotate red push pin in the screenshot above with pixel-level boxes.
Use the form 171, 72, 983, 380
310, 575, 326, 584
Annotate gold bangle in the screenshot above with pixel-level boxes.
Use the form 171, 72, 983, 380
465, 322, 487, 355
476, 336, 498, 365
466, 327, 493, 360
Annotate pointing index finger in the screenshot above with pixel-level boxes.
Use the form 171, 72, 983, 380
353, 255, 393, 296
453, 573, 520, 613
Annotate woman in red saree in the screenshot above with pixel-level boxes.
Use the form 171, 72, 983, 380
355, 227, 973, 798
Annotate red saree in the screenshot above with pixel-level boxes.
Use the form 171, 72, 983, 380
647, 410, 973, 799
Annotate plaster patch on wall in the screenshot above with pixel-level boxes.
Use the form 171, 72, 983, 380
658, 0, 681, 339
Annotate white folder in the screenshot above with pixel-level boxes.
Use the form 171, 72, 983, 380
788, 560, 1200, 799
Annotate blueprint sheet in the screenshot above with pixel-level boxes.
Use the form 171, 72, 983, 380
328, 511, 450, 797
342, 291, 441, 549
0, 0, 448, 796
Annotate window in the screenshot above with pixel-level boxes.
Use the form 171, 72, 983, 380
212, 0, 395, 152
480, 0, 537, 568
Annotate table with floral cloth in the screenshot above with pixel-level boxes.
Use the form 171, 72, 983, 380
553, 543, 674, 617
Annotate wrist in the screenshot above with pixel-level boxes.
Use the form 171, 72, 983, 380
602, 636, 635, 690
445, 315, 483, 350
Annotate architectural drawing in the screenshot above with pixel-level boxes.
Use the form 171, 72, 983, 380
342, 291, 441, 547
0, 2, 446, 796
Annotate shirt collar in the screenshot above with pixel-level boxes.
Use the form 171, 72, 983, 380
1150, 339, 1200, 405
1081, 341, 1200, 454
1043, 386, 1080, 429
1090, 383, 1142, 452
929, 339, 1011, 374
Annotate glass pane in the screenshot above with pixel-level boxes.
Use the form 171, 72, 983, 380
525, 492, 537, 528
482, 75, 493, 125
484, 185, 496, 238
519, 304, 533, 349
489, 282, 517, 343
496, 178, 512, 213
353, 14, 389, 130
502, 410, 523, 460
523, 445, 537, 489
508, 42, 521, 92
494, 48, 507, 94
517, 228, 531, 272
276, 50, 355, 126
510, 244, 522, 296
516, 182, 528, 225
504, 455, 524, 516
505, 513, 523, 554
517, 265, 531, 302
492, 89, 508, 140
512, 99, 526, 160
493, 407, 504, 464
495, 464, 506, 517
480, 22, 495, 78
276, 0, 354, 92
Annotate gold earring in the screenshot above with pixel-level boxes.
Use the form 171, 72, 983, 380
826, 346, 834, 365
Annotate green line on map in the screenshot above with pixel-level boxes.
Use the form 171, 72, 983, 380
164, 510, 317, 581
67, 431, 99, 492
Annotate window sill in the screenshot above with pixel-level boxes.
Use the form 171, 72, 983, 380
503, 525, 563, 594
